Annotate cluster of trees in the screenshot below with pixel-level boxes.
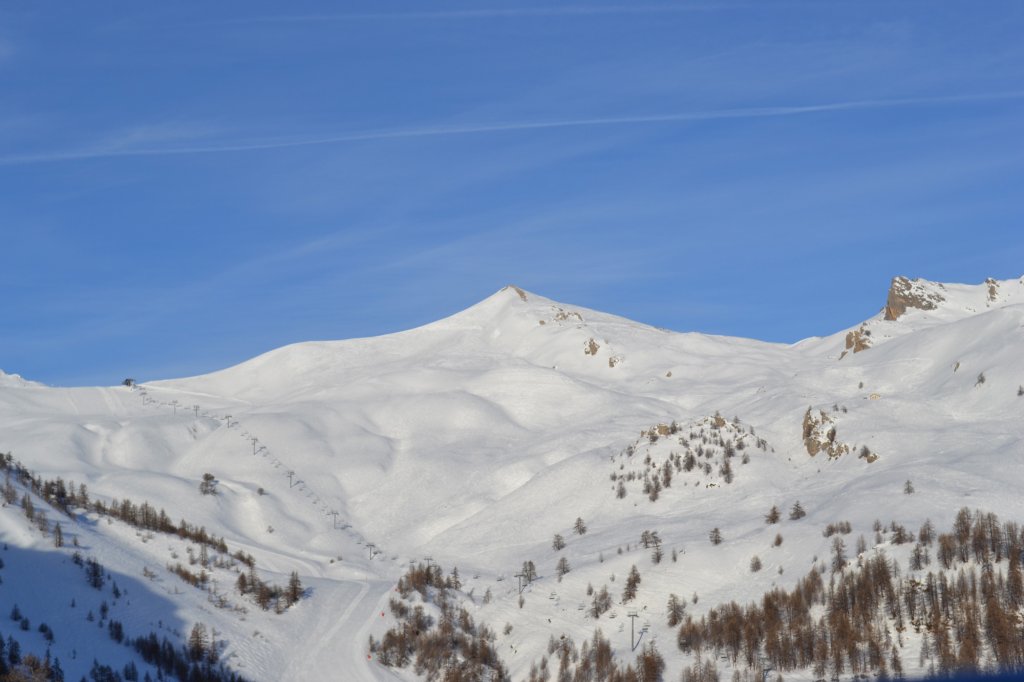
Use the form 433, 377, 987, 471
590, 585, 612, 618
614, 416, 770, 502
675, 508, 1024, 680
198, 473, 218, 496
0, 452, 255, 681
764, 502, 806, 525
395, 562, 460, 599
822, 520, 853, 537
524, 630, 665, 682
2, 451, 232, 557
639, 530, 664, 563
3, 449, 301, 619
0, 634, 67, 682
98, 497, 229, 556
132, 628, 246, 682
372, 563, 509, 680
1, 453, 84, 516
235, 569, 303, 612
6, 555, 240, 681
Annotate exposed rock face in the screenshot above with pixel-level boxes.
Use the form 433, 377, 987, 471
844, 325, 871, 354
802, 408, 849, 459
986, 277, 999, 302
584, 338, 600, 355
552, 307, 584, 323
884, 276, 946, 321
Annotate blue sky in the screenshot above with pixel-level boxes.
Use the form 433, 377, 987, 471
2, 2, 1023, 385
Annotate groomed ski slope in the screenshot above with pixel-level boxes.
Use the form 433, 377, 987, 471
2, 276, 1023, 680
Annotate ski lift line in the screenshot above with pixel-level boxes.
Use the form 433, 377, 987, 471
137, 390, 352, 540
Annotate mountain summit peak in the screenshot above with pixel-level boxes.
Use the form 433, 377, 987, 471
500, 284, 529, 302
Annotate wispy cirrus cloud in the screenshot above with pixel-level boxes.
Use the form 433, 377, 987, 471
3, 90, 1023, 167
215, 4, 748, 24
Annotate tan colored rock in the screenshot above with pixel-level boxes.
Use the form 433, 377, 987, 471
986, 277, 999, 302
844, 326, 871, 353
553, 308, 584, 323
884, 276, 945, 321
802, 408, 850, 459
584, 338, 600, 355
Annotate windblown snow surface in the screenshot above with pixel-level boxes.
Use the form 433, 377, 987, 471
2, 277, 1024, 680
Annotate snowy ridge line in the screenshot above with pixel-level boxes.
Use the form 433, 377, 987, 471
132, 383, 389, 562
1, 450, 304, 615
0, 452, 250, 682
6, 279, 1024, 679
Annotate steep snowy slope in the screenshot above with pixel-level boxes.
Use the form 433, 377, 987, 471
2, 277, 1023, 680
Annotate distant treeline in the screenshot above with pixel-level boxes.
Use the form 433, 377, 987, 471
676, 508, 1024, 680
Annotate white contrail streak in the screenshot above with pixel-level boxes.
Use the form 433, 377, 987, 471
2, 91, 1022, 166
218, 4, 743, 23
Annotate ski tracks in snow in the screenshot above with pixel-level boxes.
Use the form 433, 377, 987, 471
281, 579, 399, 682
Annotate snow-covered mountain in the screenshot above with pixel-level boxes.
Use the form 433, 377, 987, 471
2, 276, 1023, 681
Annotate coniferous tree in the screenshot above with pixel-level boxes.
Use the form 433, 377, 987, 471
790, 501, 806, 520
20, 493, 34, 521
590, 586, 611, 618
287, 571, 303, 605
919, 519, 935, 545
187, 623, 208, 661
666, 594, 685, 626
552, 534, 566, 551
622, 565, 641, 602
573, 517, 587, 535
831, 537, 847, 572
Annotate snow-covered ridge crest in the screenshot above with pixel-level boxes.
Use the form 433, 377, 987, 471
0, 368, 42, 388
834, 273, 1024, 359
883, 273, 1024, 321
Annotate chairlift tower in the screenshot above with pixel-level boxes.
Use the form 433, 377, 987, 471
514, 572, 527, 595
627, 611, 645, 651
